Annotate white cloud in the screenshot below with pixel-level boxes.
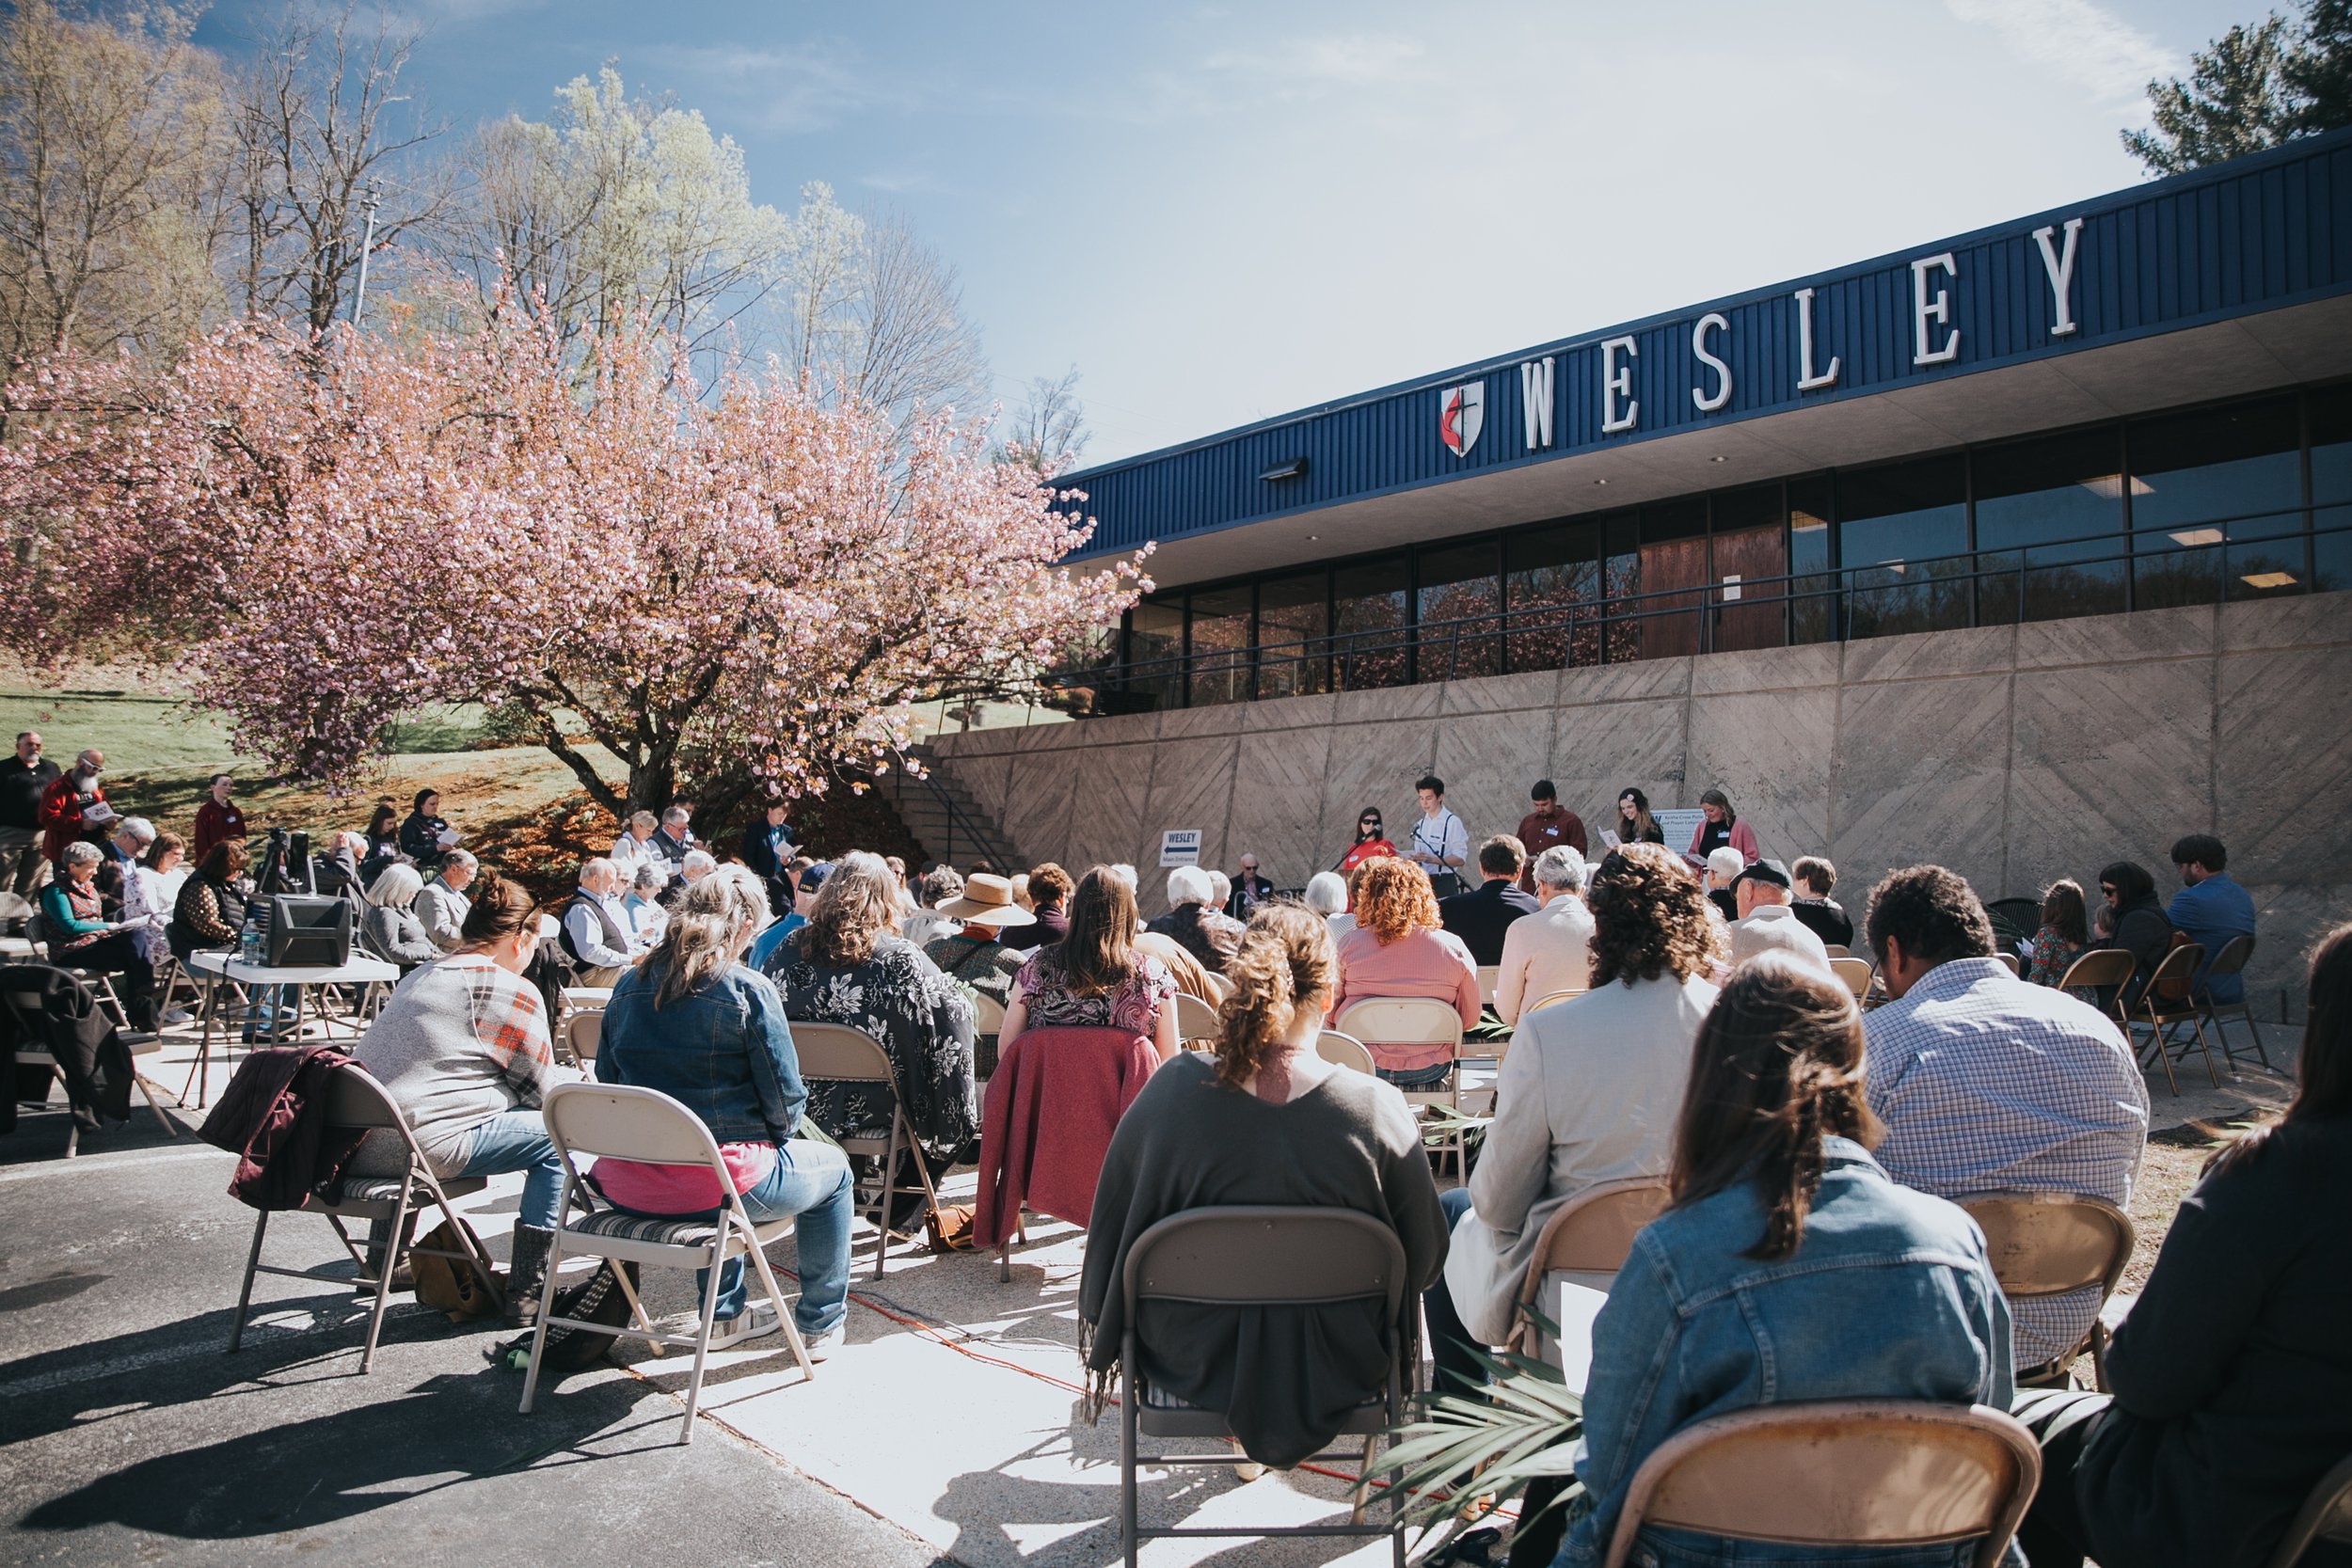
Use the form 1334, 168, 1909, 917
641, 39, 891, 135
1945, 0, 2179, 113
1201, 32, 1425, 87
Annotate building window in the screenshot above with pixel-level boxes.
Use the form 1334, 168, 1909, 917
1417, 541, 1502, 683
1602, 514, 1642, 664
1333, 555, 1410, 690
1788, 477, 1836, 644
1708, 483, 1788, 653
2128, 395, 2302, 607
1187, 584, 1253, 706
2308, 385, 2352, 594
1504, 521, 1602, 672
1838, 454, 1969, 638
1972, 426, 2126, 623
1127, 595, 1185, 710
1255, 569, 1330, 699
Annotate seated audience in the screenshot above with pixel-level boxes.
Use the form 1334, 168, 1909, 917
101, 816, 167, 961
769, 851, 979, 1196
399, 788, 452, 871
350, 873, 572, 1325
1703, 845, 1743, 925
1002, 861, 1071, 952
645, 806, 692, 879
595, 865, 852, 1353
1428, 842, 1719, 1392
1225, 852, 1273, 920
904, 863, 963, 948
2165, 832, 2256, 1004
360, 863, 440, 972
1494, 845, 1594, 1024
1146, 864, 1241, 972
1548, 955, 2016, 1568
1135, 927, 1221, 1007
621, 862, 668, 946
557, 858, 639, 985
1514, 777, 1586, 894
1330, 857, 1480, 1088
607, 809, 660, 881
1684, 786, 1759, 870
1004, 867, 1180, 1062
169, 841, 250, 960
1863, 863, 2150, 1376
923, 871, 1033, 1009
2012, 920, 2352, 1568
37, 748, 109, 865
310, 830, 369, 902
2026, 878, 2090, 991
359, 802, 402, 884
1724, 858, 1832, 974
657, 847, 716, 910
1077, 903, 1448, 1468
39, 840, 156, 1028
138, 831, 188, 933
1437, 834, 1541, 967
1788, 854, 1852, 947
2091, 860, 2173, 1012
414, 849, 475, 954
1302, 870, 1348, 927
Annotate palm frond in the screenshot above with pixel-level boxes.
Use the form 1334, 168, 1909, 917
1361, 1329, 1585, 1529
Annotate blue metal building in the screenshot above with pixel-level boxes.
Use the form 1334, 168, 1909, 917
1061, 131, 2352, 710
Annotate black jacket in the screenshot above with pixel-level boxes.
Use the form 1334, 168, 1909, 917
0, 754, 60, 832
2097, 896, 2173, 1010
2076, 1120, 2352, 1568
397, 812, 448, 866
0, 963, 135, 1131
1791, 896, 1853, 948
1437, 877, 1541, 967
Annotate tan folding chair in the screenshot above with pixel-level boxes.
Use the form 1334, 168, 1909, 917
1601, 1400, 2041, 1568
0, 891, 36, 960
1314, 1029, 1376, 1074
2197, 933, 2271, 1071
1172, 989, 1220, 1048
2268, 1452, 2352, 1568
1334, 995, 1467, 1174
1958, 1191, 2135, 1389
2132, 942, 2218, 1095
2052, 947, 2136, 1025
1475, 964, 1501, 1006
1829, 957, 1874, 1001
1202, 971, 1233, 1003
1823, 943, 1851, 958
1509, 1176, 1672, 1360
1525, 987, 1586, 1014
1118, 1207, 1411, 1568
560, 1009, 602, 1067
523, 1081, 815, 1443
789, 1021, 938, 1277
227, 1064, 502, 1373
1992, 951, 2022, 976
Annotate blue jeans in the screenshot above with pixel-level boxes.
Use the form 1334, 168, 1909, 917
705, 1138, 853, 1332
1424, 1186, 1486, 1397
456, 1109, 566, 1229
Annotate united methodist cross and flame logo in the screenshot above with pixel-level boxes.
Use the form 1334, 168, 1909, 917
1438, 381, 1484, 456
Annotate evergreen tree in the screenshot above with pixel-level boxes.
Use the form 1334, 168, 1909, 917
2123, 14, 2296, 174
2285, 0, 2352, 133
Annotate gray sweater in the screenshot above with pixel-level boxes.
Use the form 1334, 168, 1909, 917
1077, 1051, 1448, 1466
351, 956, 567, 1173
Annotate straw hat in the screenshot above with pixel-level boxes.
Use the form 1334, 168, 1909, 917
932, 871, 1035, 927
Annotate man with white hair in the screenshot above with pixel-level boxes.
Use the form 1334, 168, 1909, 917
1495, 845, 1596, 1025
558, 858, 637, 985
415, 848, 477, 953
1726, 860, 1833, 975
1704, 844, 1745, 924
647, 806, 693, 880
38, 748, 111, 865
103, 817, 168, 964
1145, 863, 1239, 971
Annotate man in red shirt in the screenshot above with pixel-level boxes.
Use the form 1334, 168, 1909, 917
192, 773, 246, 863
1514, 779, 1585, 894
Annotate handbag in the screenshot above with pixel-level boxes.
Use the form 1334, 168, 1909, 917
487, 1259, 640, 1373
926, 1201, 978, 1254
409, 1216, 502, 1321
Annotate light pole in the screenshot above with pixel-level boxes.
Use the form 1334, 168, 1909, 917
350, 182, 382, 329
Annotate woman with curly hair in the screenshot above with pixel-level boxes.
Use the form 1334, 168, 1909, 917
1328, 856, 1481, 1087
1077, 904, 1449, 1469
1425, 842, 1722, 1398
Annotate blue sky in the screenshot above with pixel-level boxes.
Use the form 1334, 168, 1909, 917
196, 1, 2258, 464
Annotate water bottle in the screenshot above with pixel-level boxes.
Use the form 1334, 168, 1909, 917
239, 916, 262, 968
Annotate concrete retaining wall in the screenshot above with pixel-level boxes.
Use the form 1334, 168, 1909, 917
927, 593, 2352, 1023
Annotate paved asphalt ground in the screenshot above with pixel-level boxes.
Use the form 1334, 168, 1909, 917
0, 1105, 953, 1568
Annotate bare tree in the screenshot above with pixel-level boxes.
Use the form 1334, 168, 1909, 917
996, 366, 1091, 475
845, 210, 989, 423
0, 0, 231, 366
229, 2, 449, 336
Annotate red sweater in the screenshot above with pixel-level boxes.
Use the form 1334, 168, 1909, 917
976, 1025, 1158, 1247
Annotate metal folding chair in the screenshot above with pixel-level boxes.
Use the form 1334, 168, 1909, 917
2196, 933, 2270, 1070
1171, 989, 1220, 1048
0, 962, 179, 1156
226, 1064, 502, 1373
2131, 942, 2218, 1095
1958, 1191, 2135, 1389
1313, 1029, 1375, 1074
1118, 1207, 1413, 1568
1334, 996, 1467, 1175
2267, 1452, 2352, 1568
789, 1021, 938, 1278
1509, 1176, 1673, 1362
522, 1081, 815, 1443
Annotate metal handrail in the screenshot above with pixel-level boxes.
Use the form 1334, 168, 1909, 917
1078, 507, 2348, 700
894, 749, 1018, 870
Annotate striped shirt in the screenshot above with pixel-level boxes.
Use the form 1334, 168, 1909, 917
1862, 956, 2150, 1370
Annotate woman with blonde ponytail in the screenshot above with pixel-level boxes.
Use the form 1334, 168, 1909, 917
1076, 903, 1449, 1470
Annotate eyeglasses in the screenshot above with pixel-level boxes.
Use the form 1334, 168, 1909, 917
2099, 885, 2118, 896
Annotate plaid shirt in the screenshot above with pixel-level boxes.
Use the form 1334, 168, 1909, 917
1863, 956, 2150, 1369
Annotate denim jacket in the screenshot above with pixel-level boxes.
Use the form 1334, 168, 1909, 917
594, 960, 805, 1146
1557, 1138, 2019, 1568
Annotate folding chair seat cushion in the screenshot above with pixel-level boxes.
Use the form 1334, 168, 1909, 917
326, 1173, 486, 1211
564, 1205, 795, 1251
